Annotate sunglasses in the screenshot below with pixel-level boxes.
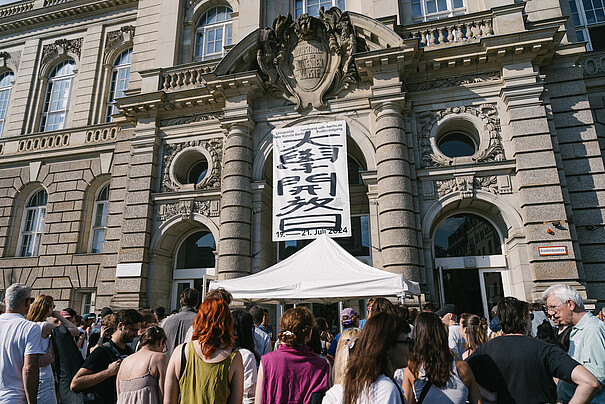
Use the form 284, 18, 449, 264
397, 338, 414, 351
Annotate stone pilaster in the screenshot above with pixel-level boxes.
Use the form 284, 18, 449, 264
370, 96, 420, 282
500, 62, 583, 299
217, 115, 254, 280
108, 117, 159, 309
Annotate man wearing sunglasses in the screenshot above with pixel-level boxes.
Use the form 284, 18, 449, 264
543, 284, 605, 403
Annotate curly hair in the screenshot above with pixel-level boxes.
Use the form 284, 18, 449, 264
26, 295, 53, 322
343, 312, 410, 404
192, 297, 235, 358
408, 312, 454, 388
460, 313, 488, 352
278, 307, 314, 347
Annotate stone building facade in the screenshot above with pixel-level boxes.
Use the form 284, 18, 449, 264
0, 0, 604, 316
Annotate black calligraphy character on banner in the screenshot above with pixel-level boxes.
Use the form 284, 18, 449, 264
277, 173, 337, 197
276, 196, 343, 216
279, 214, 343, 233
282, 130, 343, 151
277, 131, 343, 173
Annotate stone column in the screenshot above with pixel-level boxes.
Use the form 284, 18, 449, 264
500, 62, 584, 300
217, 120, 254, 279
371, 97, 420, 282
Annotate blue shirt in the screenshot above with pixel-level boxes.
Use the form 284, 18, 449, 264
557, 312, 605, 403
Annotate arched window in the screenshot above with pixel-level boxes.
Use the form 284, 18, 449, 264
0, 71, 15, 136
40, 60, 76, 132
176, 231, 216, 269
106, 49, 132, 122
437, 132, 477, 158
18, 189, 47, 257
434, 214, 501, 258
194, 6, 233, 60
89, 184, 109, 253
295, 0, 345, 17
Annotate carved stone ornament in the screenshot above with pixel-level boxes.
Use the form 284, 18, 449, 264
580, 55, 605, 77
416, 104, 505, 168
157, 199, 220, 222
257, 7, 358, 110
434, 175, 500, 199
406, 72, 500, 91
162, 138, 223, 192
41, 38, 83, 68
105, 26, 135, 58
159, 112, 223, 127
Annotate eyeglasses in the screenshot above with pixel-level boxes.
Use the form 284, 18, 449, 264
397, 338, 414, 351
547, 301, 568, 314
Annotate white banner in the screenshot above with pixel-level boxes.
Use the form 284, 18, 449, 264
273, 121, 351, 241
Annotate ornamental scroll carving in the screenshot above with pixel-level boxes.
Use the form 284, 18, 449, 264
0, 51, 20, 71
406, 72, 500, 91
580, 55, 605, 77
105, 26, 135, 59
257, 7, 358, 110
157, 199, 220, 222
41, 38, 82, 68
162, 138, 223, 192
433, 175, 500, 199
159, 112, 223, 127
416, 104, 505, 168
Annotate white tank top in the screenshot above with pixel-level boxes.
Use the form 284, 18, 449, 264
413, 360, 468, 404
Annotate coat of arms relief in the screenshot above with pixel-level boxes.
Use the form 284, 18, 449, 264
257, 8, 359, 111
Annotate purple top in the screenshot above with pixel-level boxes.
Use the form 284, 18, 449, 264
260, 344, 330, 404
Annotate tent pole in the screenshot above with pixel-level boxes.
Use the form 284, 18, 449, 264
338, 301, 343, 334
276, 302, 284, 336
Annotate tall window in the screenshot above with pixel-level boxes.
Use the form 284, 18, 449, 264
90, 184, 109, 253
295, 0, 345, 17
40, 60, 76, 132
569, 0, 605, 51
411, 0, 465, 21
106, 49, 132, 122
18, 189, 47, 257
0, 71, 14, 136
194, 6, 233, 61
176, 231, 216, 269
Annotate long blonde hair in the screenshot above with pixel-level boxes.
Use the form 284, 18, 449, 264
333, 327, 361, 384
26, 295, 53, 322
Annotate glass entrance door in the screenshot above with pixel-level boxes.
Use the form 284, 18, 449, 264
441, 268, 484, 317
479, 268, 507, 318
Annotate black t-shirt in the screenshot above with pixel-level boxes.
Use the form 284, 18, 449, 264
466, 335, 579, 404
81, 340, 133, 404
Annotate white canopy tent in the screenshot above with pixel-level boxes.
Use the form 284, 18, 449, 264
208, 234, 421, 304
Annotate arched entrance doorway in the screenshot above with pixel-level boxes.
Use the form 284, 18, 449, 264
433, 213, 510, 317
171, 230, 216, 310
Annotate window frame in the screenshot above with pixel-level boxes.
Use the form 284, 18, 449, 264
40, 60, 76, 132
0, 71, 15, 137
194, 6, 233, 61
294, 0, 346, 17
411, 0, 466, 22
17, 189, 48, 258
88, 184, 109, 254
569, 0, 605, 51
106, 48, 132, 123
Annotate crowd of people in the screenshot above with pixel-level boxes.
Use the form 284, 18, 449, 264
1, 282, 604, 404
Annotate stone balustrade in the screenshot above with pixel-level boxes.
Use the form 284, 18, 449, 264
400, 11, 493, 48
161, 62, 217, 92
580, 50, 605, 77
0, 124, 120, 157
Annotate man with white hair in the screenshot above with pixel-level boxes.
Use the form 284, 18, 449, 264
0, 283, 45, 404
543, 284, 605, 403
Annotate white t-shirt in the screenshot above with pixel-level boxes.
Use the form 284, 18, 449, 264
0, 313, 45, 404
322, 375, 404, 404
448, 324, 465, 359
239, 348, 258, 404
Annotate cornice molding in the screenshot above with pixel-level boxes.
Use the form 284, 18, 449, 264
0, 0, 138, 33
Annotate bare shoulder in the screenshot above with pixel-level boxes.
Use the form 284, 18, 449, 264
455, 360, 475, 381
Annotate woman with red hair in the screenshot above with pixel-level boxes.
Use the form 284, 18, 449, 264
164, 297, 244, 404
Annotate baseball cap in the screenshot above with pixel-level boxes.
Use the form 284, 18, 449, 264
435, 304, 457, 317
60, 310, 72, 318
341, 308, 358, 326
83, 313, 96, 321
100, 307, 113, 318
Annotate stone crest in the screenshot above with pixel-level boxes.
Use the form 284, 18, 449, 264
257, 7, 357, 110
433, 175, 502, 199
157, 199, 220, 222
